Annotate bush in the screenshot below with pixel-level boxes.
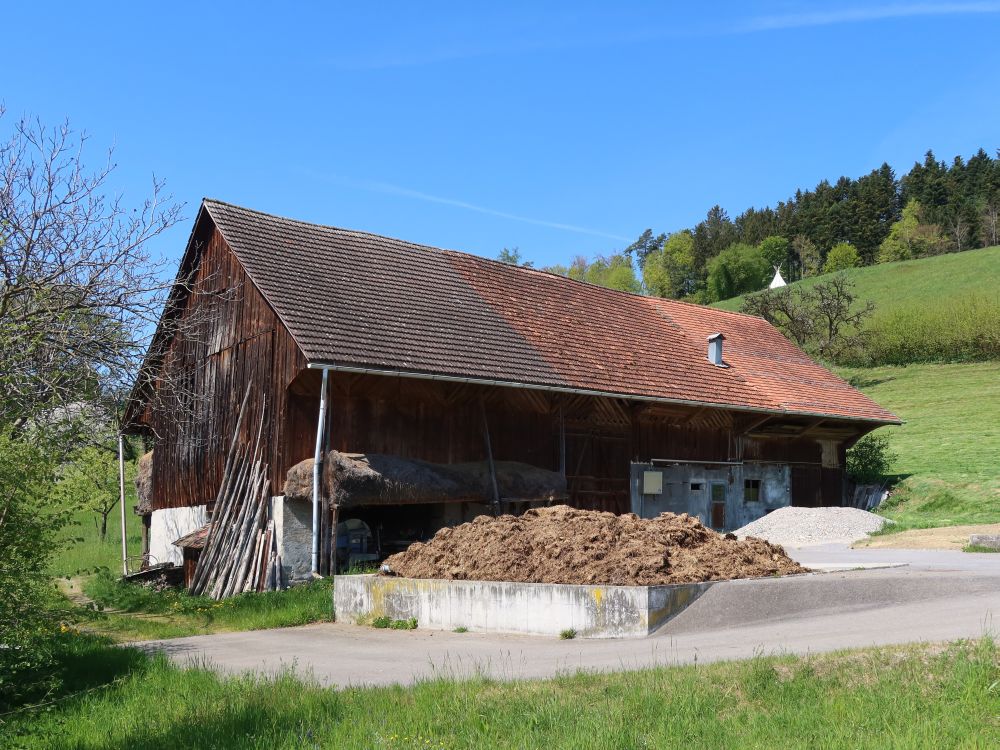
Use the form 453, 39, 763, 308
706, 243, 771, 301
823, 242, 861, 273
0, 433, 68, 710
847, 434, 896, 485
851, 295, 1000, 366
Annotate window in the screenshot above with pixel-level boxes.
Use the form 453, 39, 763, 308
690, 482, 703, 491
744, 479, 761, 503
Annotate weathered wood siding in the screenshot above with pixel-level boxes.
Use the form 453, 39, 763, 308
145, 219, 306, 509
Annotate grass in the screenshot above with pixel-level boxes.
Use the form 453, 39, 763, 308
713, 246, 1000, 366
49, 499, 143, 578
4, 635, 997, 748
964, 545, 1000, 554
371, 616, 418, 630
559, 628, 577, 640
839, 361, 1000, 530
64, 572, 333, 641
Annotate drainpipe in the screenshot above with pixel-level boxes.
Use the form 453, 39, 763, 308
312, 368, 329, 576
118, 433, 128, 576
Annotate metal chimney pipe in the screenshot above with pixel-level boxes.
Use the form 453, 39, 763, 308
707, 333, 726, 367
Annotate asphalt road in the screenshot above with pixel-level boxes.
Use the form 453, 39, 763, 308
143, 546, 1000, 688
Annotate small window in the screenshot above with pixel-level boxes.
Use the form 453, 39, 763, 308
690, 482, 703, 491
744, 479, 761, 503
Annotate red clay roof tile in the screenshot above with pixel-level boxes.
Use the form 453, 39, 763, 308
203, 199, 899, 424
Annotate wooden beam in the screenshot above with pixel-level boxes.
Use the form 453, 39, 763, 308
738, 414, 773, 435
480, 399, 501, 515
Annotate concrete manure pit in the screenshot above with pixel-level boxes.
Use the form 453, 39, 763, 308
335, 505, 807, 638
335, 575, 716, 638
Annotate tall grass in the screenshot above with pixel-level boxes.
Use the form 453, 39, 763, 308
71, 573, 333, 641
5, 636, 997, 748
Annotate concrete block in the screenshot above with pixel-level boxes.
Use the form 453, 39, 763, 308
149, 505, 206, 566
969, 535, 1000, 550
334, 575, 715, 638
272, 495, 313, 584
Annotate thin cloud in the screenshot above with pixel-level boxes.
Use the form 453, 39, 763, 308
742, 2, 1000, 32
344, 176, 630, 242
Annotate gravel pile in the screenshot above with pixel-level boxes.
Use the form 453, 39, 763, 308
734, 507, 890, 547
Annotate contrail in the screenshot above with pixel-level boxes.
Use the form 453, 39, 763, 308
742, 2, 1000, 32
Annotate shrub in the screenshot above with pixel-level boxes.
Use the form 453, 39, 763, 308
823, 242, 861, 273
559, 628, 577, 640
847, 434, 896, 485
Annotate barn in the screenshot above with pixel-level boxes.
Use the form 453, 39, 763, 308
123, 199, 899, 581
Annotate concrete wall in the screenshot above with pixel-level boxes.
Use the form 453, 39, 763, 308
149, 505, 206, 566
335, 575, 714, 638
630, 461, 790, 531
272, 495, 313, 584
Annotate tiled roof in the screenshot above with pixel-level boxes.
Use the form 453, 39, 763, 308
202, 199, 899, 424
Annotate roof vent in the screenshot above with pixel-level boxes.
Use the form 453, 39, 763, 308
707, 333, 726, 367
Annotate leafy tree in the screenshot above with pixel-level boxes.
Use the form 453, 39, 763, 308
643, 230, 695, 299
757, 236, 789, 269
623, 229, 666, 270
741, 274, 876, 360
847, 434, 896, 485
705, 243, 770, 302
793, 235, 823, 277
878, 201, 948, 262
0, 432, 64, 709
496, 247, 533, 267
823, 242, 861, 273
58, 445, 134, 541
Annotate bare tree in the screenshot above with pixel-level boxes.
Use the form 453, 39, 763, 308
741, 273, 875, 361
0, 108, 183, 432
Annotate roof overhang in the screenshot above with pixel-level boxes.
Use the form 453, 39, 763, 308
305, 362, 903, 427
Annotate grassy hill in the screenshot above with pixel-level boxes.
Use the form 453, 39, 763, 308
839, 362, 999, 528
713, 248, 1000, 529
714, 246, 1000, 366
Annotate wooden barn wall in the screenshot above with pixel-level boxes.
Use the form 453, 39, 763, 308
281, 373, 841, 514
147, 221, 306, 510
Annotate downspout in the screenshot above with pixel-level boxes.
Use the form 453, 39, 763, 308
312, 368, 329, 576
117, 433, 128, 576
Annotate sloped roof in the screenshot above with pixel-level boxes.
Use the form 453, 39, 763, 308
201, 199, 899, 424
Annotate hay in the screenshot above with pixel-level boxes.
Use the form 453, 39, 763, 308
283, 451, 566, 507
134, 451, 153, 515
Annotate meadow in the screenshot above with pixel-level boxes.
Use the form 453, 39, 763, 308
714, 245, 1000, 366
3, 635, 996, 749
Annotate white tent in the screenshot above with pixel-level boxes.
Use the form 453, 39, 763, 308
769, 266, 787, 289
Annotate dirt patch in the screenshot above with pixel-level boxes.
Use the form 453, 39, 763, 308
854, 523, 1000, 550
382, 505, 807, 586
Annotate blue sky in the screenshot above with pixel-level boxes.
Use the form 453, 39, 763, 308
5, 2, 1000, 269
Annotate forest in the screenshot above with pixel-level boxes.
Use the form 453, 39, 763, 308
514, 149, 1000, 303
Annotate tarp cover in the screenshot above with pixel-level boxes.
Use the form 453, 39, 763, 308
283, 451, 567, 507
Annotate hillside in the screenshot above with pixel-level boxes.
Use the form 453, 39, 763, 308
840, 362, 999, 529
713, 246, 1000, 366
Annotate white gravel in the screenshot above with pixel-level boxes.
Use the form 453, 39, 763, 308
734, 506, 891, 547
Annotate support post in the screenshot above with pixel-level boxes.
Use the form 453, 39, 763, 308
558, 405, 566, 479
312, 368, 329, 576
481, 400, 501, 516
117, 433, 128, 576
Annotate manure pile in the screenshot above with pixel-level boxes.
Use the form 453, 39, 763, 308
382, 505, 807, 586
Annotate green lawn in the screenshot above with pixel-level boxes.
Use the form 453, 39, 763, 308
49, 496, 143, 578
5, 635, 997, 749
841, 361, 1000, 529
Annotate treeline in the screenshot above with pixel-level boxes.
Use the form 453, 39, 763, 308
515, 148, 1000, 303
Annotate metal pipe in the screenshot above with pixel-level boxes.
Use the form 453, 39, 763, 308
117, 433, 128, 576
304, 362, 900, 426
312, 368, 329, 575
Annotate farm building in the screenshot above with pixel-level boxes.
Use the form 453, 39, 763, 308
123, 199, 899, 581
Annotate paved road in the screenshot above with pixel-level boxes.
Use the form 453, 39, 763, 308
143, 546, 1000, 688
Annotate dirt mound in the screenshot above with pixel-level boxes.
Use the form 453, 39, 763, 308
381, 505, 807, 586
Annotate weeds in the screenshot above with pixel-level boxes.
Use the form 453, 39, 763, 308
559, 628, 577, 640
